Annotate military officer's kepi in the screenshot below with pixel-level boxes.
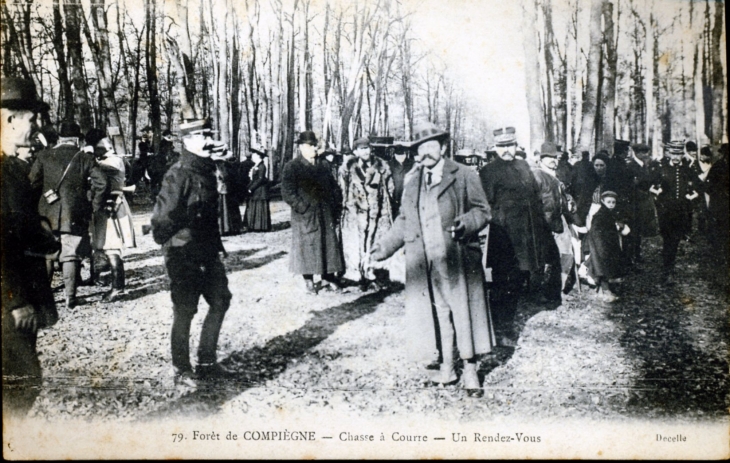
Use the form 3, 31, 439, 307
665, 140, 684, 154
494, 126, 517, 146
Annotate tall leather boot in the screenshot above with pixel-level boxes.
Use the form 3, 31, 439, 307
62, 261, 79, 308
104, 254, 125, 302
196, 308, 234, 379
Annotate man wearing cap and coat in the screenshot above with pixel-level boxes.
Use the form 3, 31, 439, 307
151, 120, 234, 388
623, 143, 660, 264
281, 131, 344, 294
651, 142, 699, 285
29, 120, 96, 308
371, 122, 494, 397
1, 77, 60, 417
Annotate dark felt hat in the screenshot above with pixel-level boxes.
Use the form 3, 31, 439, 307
493, 127, 517, 146
296, 131, 318, 146
411, 122, 449, 147
540, 141, 559, 158
1, 77, 49, 112
631, 143, 651, 153
59, 120, 81, 138
85, 128, 106, 147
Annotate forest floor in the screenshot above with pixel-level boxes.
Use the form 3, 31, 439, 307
29, 198, 729, 426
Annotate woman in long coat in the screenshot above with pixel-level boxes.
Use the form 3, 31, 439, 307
281, 131, 344, 293
243, 151, 271, 231
585, 191, 627, 301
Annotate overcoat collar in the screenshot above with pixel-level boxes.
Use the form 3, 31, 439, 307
436, 158, 460, 198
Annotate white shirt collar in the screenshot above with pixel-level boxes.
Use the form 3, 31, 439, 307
423, 158, 445, 187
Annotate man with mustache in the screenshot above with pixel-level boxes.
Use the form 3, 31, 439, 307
478, 127, 547, 345
371, 122, 494, 397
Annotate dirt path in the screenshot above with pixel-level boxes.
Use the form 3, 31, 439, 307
31, 203, 728, 424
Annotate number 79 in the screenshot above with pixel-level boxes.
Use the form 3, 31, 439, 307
172, 433, 184, 443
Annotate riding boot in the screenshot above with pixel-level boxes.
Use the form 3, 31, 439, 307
62, 261, 79, 308
104, 254, 125, 302
198, 308, 227, 366
171, 310, 193, 372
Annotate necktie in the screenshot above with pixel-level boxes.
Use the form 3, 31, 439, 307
426, 171, 432, 187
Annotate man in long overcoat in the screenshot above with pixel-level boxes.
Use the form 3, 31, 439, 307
30, 120, 95, 308
1, 78, 60, 417
623, 143, 660, 265
371, 122, 494, 397
281, 131, 344, 294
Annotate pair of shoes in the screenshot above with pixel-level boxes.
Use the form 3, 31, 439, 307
196, 362, 236, 379
174, 369, 198, 388
103, 289, 124, 303
304, 280, 319, 295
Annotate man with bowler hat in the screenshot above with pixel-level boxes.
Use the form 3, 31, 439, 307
371, 122, 494, 397
30, 120, 96, 308
151, 119, 235, 388
281, 131, 344, 294
1, 77, 60, 416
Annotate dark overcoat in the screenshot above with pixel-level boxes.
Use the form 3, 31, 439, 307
479, 158, 546, 273
653, 158, 696, 237
585, 205, 624, 279
29, 143, 95, 235
624, 158, 660, 237
281, 155, 344, 275
377, 158, 495, 362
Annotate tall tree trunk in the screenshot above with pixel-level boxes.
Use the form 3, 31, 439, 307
521, 0, 545, 154
578, 0, 604, 155
145, 0, 161, 152
52, 2, 73, 121
64, 0, 94, 131
165, 0, 198, 121
709, 0, 725, 143
599, 1, 617, 151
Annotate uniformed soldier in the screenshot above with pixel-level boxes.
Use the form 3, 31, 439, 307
650, 141, 699, 286
151, 120, 234, 388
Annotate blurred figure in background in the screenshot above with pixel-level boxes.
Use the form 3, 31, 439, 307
243, 150, 272, 232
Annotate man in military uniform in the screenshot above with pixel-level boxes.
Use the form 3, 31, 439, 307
151, 120, 234, 388
651, 141, 699, 285
1, 78, 60, 416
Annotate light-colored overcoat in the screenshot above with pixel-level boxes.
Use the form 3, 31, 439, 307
377, 158, 495, 361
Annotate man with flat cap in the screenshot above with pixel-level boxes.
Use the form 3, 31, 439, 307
650, 141, 699, 285
339, 136, 394, 291
281, 131, 344, 294
371, 122, 494, 397
1, 77, 60, 417
479, 127, 546, 343
30, 119, 96, 308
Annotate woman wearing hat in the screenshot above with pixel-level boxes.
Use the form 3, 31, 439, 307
583, 191, 629, 302
87, 129, 136, 302
243, 150, 271, 232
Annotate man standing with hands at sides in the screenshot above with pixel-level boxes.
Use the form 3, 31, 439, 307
651, 141, 699, 286
370, 122, 495, 398
151, 120, 234, 388
281, 131, 345, 295
2, 78, 60, 416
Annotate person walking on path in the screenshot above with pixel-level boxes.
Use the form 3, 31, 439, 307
243, 150, 272, 232
281, 131, 345, 295
29, 120, 95, 308
151, 120, 234, 389
339, 136, 394, 290
651, 141, 699, 286
1, 77, 60, 417
87, 128, 136, 303
371, 122, 495, 398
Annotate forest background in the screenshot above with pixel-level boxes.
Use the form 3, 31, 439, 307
1, 0, 726, 180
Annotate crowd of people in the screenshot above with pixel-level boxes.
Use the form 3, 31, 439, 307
2, 75, 728, 415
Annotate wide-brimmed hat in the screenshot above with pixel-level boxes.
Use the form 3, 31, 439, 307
353, 137, 370, 149
59, 120, 81, 138
179, 119, 206, 138
411, 122, 449, 147
1, 77, 49, 112
601, 190, 618, 200
540, 141, 559, 158
493, 127, 517, 146
296, 131, 318, 146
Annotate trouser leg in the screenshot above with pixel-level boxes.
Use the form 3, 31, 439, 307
199, 253, 232, 365
107, 253, 125, 290
62, 261, 78, 301
171, 309, 194, 371
45, 259, 55, 282
661, 230, 682, 272
166, 248, 203, 371
198, 309, 227, 365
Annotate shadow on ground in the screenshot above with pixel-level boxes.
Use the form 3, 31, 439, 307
147, 286, 401, 419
